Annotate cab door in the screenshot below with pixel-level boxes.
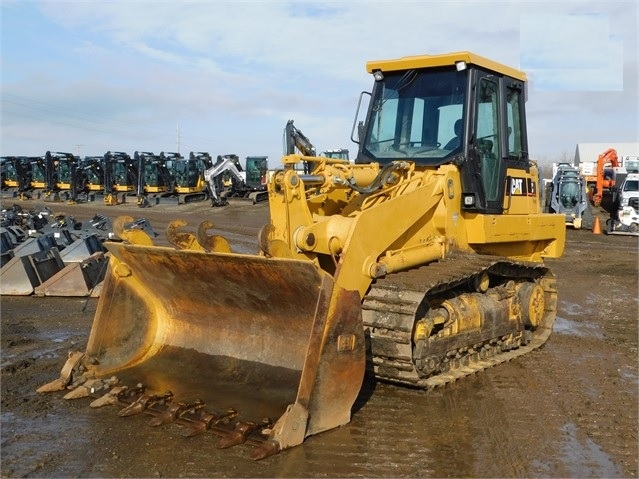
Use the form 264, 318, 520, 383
474, 71, 504, 213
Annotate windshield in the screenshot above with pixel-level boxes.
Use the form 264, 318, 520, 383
362, 68, 467, 165
2, 161, 17, 180
31, 162, 45, 182
625, 160, 639, 173
623, 180, 638, 192
174, 160, 199, 187
559, 181, 581, 208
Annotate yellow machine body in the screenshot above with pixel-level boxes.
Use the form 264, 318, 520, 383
41, 51, 565, 459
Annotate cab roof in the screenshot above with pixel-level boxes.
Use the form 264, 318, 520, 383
366, 51, 526, 82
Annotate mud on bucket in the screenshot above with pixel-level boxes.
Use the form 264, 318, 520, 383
82, 242, 366, 457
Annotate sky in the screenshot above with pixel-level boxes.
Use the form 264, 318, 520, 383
1, 0, 637, 168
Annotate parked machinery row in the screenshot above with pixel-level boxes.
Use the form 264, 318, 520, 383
0, 151, 270, 207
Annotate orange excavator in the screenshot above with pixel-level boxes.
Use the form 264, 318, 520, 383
588, 148, 619, 206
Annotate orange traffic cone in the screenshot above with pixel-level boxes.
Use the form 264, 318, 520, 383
592, 216, 602, 234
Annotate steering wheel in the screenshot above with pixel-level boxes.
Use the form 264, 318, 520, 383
411, 142, 442, 155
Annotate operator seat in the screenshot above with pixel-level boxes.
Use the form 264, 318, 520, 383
444, 119, 463, 151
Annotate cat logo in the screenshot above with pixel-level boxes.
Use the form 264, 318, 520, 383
511, 178, 524, 195
508, 177, 536, 197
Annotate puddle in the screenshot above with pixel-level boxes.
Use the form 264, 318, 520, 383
619, 366, 639, 386
35, 329, 75, 344
559, 301, 587, 317
553, 316, 604, 339
560, 423, 621, 477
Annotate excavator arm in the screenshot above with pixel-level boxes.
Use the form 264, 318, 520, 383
284, 120, 317, 157
284, 120, 318, 174
592, 148, 620, 206
203, 155, 246, 203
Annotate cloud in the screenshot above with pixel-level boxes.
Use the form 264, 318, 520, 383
521, 13, 624, 91
520, 13, 609, 69
1, 1, 637, 163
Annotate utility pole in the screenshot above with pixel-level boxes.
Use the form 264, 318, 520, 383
176, 124, 180, 154
75, 144, 84, 157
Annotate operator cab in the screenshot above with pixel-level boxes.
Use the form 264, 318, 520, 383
354, 52, 530, 214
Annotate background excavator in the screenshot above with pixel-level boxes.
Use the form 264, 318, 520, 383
588, 148, 620, 207
43, 151, 81, 203
322, 148, 350, 161
170, 152, 213, 204
283, 119, 350, 170
103, 151, 138, 205
1, 156, 31, 199
40, 51, 565, 460
204, 154, 269, 206
204, 154, 245, 206
284, 119, 317, 173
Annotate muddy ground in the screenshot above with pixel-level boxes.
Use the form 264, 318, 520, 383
1, 198, 637, 478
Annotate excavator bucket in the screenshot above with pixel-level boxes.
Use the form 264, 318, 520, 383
63, 240, 366, 458
0, 248, 65, 295
33, 252, 108, 297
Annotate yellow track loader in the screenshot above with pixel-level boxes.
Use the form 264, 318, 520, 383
39, 51, 565, 460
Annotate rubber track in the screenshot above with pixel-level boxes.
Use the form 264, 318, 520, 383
362, 252, 557, 390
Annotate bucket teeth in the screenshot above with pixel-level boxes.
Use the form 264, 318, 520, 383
43, 368, 286, 459
183, 408, 238, 437
249, 439, 281, 461
216, 421, 260, 449
63, 377, 119, 400
118, 391, 173, 417
90, 385, 129, 408
148, 399, 206, 427
166, 220, 203, 251
36, 377, 69, 394
36, 351, 85, 393
217, 418, 273, 449
197, 221, 232, 253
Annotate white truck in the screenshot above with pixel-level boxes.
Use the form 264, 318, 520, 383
618, 173, 639, 210
607, 173, 639, 234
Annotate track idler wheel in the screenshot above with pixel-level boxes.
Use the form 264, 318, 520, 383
517, 282, 545, 328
